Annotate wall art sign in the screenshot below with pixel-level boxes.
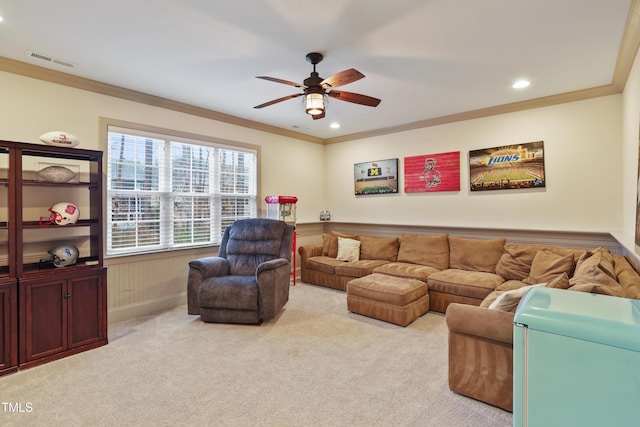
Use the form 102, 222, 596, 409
354, 158, 399, 195
404, 151, 460, 193
469, 141, 545, 192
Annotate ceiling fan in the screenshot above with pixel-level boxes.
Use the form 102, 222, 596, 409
254, 52, 381, 120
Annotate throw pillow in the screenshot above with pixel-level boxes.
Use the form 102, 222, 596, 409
325, 231, 357, 258
397, 233, 449, 269
495, 244, 538, 281
359, 235, 400, 261
480, 290, 505, 308
569, 248, 624, 296
336, 237, 361, 262
448, 236, 506, 273
321, 233, 332, 256
488, 284, 544, 312
545, 272, 570, 289
523, 250, 575, 285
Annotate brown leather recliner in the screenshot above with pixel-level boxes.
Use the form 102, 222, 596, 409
187, 218, 294, 324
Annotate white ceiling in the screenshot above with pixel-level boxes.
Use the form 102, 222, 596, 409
0, 1, 634, 141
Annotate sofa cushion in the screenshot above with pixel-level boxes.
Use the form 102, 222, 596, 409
334, 260, 391, 278
480, 280, 520, 307
397, 233, 449, 269
322, 231, 357, 258
613, 254, 640, 299
480, 280, 528, 308
569, 248, 624, 296
577, 247, 616, 279
480, 290, 504, 308
359, 235, 399, 262
428, 269, 505, 300
481, 273, 571, 310
545, 272, 571, 289
495, 245, 536, 281
488, 284, 544, 311
336, 237, 361, 262
448, 236, 505, 273
495, 279, 530, 292
495, 243, 585, 281
373, 262, 440, 282
321, 233, 332, 256
306, 256, 345, 275
523, 250, 574, 285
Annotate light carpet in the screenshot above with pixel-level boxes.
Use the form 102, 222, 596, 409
1, 282, 512, 427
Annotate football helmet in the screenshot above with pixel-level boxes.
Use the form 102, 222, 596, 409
47, 244, 79, 267
40, 202, 80, 225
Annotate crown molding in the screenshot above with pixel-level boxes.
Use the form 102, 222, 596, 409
324, 84, 619, 144
613, 0, 640, 91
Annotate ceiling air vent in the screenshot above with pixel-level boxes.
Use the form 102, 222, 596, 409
27, 51, 75, 68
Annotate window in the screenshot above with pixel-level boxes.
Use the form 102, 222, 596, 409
106, 126, 257, 256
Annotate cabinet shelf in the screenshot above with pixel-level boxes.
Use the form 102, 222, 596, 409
22, 180, 98, 189
22, 219, 98, 229
21, 259, 101, 278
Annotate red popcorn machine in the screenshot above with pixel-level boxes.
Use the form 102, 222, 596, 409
264, 195, 298, 225
265, 195, 298, 284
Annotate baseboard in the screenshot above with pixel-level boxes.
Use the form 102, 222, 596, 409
108, 292, 187, 324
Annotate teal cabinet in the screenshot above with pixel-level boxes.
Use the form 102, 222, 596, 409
514, 287, 640, 427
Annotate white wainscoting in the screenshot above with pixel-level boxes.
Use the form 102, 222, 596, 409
105, 247, 212, 323
105, 222, 630, 325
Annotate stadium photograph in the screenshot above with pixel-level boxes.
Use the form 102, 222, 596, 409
354, 158, 399, 195
469, 141, 545, 192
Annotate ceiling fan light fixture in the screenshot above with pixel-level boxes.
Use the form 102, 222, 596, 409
304, 92, 327, 115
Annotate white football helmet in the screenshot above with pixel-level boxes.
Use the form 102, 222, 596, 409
48, 244, 79, 267
40, 202, 80, 225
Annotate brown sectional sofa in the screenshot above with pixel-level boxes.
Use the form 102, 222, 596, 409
299, 231, 640, 412
446, 244, 640, 412
299, 231, 508, 313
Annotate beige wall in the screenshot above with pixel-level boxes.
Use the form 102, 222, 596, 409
324, 95, 623, 232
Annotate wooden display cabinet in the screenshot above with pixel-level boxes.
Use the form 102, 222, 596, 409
0, 140, 107, 375
18, 268, 106, 368
0, 143, 16, 376
0, 280, 17, 376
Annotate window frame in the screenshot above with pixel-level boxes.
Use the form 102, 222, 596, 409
103, 120, 260, 258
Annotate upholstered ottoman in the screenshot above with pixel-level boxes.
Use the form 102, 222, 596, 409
346, 273, 429, 326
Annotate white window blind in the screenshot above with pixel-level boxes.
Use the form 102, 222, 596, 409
106, 127, 257, 256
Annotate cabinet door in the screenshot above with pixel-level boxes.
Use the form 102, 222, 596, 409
20, 278, 67, 363
68, 269, 106, 348
0, 281, 17, 374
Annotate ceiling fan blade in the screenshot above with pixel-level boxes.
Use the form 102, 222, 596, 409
312, 111, 326, 120
254, 93, 303, 109
327, 90, 381, 107
321, 68, 365, 89
256, 76, 306, 88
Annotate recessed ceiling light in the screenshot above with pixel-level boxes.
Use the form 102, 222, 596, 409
512, 79, 531, 89
330, 122, 340, 129
0, 16, 4, 23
